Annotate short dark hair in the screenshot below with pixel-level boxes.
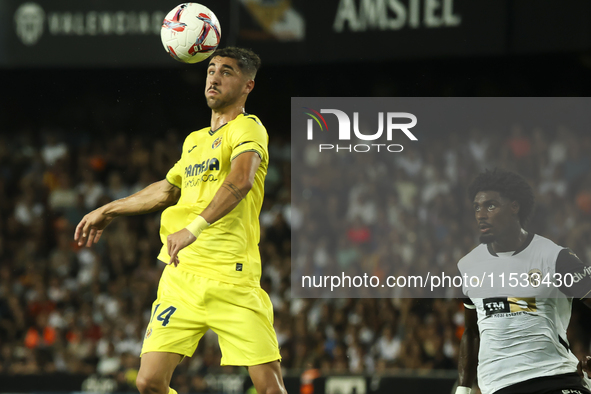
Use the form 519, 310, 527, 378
468, 168, 535, 226
211, 47, 261, 79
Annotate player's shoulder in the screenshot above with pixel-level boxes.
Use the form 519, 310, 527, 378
179, 127, 209, 148
530, 233, 564, 252
183, 127, 210, 141
457, 244, 490, 272
231, 113, 266, 130
227, 113, 269, 147
458, 243, 488, 269
530, 233, 560, 246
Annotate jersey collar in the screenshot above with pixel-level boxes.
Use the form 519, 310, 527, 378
208, 113, 247, 136
486, 231, 535, 257
209, 122, 228, 136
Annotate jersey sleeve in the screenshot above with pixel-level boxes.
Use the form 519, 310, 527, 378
456, 262, 471, 300
166, 159, 183, 189
556, 248, 591, 300
228, 115, 269, 163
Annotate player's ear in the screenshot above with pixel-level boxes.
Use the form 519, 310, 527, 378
511, 200, 520, 215
244, 79, 255, 94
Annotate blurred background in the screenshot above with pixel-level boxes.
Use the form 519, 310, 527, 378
1, 0, 591, 393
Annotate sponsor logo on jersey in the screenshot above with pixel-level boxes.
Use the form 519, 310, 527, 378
184, 174, 218, 188
236, 263, 243, 271
572, 265, 591, 283
184, 158, 220, 177
145, 328, 152, 339
508, 297, 537, 312
184, 157, 220, 187
483, 297, 537, 316
188, 145, 197, 153
483, 298, 509, 316
212, 136, 222, 149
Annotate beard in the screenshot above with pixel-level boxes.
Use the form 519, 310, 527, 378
479, 233, 496, 244
206, 89, 241, 110
206, 96, 226, 110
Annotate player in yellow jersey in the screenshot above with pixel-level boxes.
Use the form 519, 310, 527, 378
74, 47, 286, 394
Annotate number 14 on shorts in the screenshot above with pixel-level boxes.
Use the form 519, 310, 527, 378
150, 304, 177, 327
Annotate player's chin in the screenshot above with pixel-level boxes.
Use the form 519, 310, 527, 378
206, 97, 224, 110
479, 233, 496, 244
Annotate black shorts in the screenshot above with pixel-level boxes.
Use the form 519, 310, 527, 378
494, 373, 590, 394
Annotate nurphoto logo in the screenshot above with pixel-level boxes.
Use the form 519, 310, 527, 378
303, 107, 417, 152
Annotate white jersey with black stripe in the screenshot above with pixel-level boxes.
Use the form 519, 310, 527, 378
458, 234, 582, 394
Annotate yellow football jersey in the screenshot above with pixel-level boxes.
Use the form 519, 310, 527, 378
157, 113, 269, 287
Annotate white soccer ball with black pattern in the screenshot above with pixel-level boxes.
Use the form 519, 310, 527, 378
161, 3, 221, 64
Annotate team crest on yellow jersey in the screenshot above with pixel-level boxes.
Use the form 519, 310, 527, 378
212, 136, 223, 149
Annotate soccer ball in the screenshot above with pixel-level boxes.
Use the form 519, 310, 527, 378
161, 3, 221, 64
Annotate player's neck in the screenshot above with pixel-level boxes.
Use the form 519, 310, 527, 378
210, 106, 246, 130
491, 227, 528, 253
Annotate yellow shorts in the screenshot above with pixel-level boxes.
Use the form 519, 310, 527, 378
140, 265, 281, 366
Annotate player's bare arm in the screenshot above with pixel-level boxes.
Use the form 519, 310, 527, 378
74, 179, 181, 247
200, 151, 260, 222
457, 306, 479, 393
167, 151, 261, 265
579, 298, 591, 381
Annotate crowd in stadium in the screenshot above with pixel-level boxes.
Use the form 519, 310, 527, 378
0, 121, 590, 392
